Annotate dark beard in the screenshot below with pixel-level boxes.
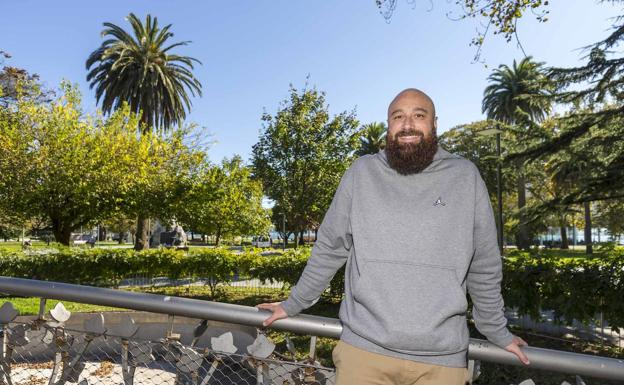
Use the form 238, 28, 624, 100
385, 129, 438, 175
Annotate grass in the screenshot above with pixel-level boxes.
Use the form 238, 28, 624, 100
0, 297, 123, 315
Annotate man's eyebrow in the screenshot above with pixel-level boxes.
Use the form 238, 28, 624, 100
390, 107, 429, 115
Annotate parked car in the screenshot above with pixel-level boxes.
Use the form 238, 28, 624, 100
251, 235, 272, 248
71, 233, 96, 247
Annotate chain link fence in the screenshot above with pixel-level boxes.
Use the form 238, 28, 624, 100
1, 303, 335, 385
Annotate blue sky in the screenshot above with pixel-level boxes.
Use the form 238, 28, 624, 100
1, 1, 620, 164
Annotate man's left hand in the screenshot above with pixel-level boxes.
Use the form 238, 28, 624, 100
505, 335, 530, 365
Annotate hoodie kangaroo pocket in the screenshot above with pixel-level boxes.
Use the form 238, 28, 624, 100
350, 259, 468, 355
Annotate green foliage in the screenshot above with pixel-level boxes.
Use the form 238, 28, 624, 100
3, 247, 623, 330
177, 156, 271, 246
503, 250, 624, 331
595, 200, 624, 240
482, 56, 553, 249
355, 122, 386, 157
439, 120, 514, 199
252, 84, 359, 244
248, 248, 310, 288
0, 83, 140, 245
86, 13, 202, 132
482, 56, 552, 128
122, 127, 205, 222
0, 83, 203, 246
508, 3, 624, 207
85, 13, 204, 251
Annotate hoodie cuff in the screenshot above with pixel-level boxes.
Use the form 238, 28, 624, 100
281, 295, 305, 317
487, 328, 515, 349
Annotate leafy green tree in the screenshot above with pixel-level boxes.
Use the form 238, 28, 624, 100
120, 127, 205, 239
252, 85, 359, 247
545, 144, 597, 253
516, 104, 624, 252
594, 200, 624, 242
482, 56, 552, 249
0, 83, 202, 246
0, 83, 137, 245
178, 156, 271, 246
439, 120, 517, 198
355, 122, 386, 156
86, 13, 202, 250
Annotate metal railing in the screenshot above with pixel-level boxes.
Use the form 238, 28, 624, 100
1, 277, 623, 384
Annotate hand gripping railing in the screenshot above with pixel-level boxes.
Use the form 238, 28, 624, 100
0, 277, 623, 382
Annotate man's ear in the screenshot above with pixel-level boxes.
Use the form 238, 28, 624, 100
434, 116, 438, 131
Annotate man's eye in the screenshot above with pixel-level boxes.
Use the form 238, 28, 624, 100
416, 113, 424, 118
393, 115, 403, 120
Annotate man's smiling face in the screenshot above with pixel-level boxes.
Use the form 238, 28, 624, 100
385, 89, 439, 175
387, 89, 437, 144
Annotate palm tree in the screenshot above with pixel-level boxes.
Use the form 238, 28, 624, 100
356, 122, 387, 156
482, 56, 551, 250
86, 13, 202, 250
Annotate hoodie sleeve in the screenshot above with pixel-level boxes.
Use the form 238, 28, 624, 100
466, 171, 514, 349
280, 167, 354, 317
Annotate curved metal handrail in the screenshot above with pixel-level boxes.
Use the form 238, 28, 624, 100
0, 277, 622, 381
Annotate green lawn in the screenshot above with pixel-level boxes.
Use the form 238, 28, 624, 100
0, 297, 123, 315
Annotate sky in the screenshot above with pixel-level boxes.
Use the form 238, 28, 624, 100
1, 1, 621, 164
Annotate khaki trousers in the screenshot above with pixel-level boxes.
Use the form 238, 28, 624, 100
332, 340, 469, 385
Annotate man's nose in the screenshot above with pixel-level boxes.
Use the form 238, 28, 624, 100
403, 115, 415, 128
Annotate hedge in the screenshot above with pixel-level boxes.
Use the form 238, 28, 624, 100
1, 246, 622, 329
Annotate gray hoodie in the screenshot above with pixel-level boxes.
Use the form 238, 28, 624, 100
281, 147, 513, 368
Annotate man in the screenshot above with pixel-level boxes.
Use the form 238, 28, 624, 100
256, 89, 528, 385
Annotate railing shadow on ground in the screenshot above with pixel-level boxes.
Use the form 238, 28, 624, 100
0, 277, 623, 385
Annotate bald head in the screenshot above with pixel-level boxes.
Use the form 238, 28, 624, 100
387, 88, 436, 119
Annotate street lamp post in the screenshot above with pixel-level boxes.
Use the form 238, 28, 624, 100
477, 126, 504, 256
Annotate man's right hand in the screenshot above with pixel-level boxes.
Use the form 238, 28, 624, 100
255, 301, 288, 327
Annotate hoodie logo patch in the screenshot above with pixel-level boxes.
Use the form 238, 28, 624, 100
433, 197, 446, 207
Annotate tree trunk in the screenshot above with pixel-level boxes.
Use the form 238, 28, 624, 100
516, 161, 530, 250
215, 228, 221, 247
560, 220, 569, 249
314, 228, 318, 242
51, 218, 73, 246
584, 201, 593, 255
134, 216, 150, 250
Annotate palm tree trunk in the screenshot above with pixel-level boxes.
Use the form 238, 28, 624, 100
584, 201, 593, 255
134, 217, 150, 250
516, 160, 530, 250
